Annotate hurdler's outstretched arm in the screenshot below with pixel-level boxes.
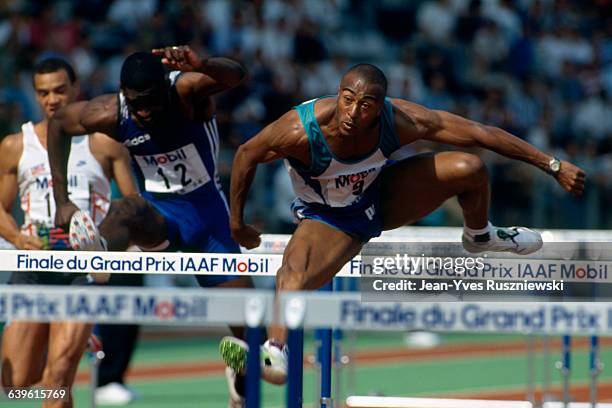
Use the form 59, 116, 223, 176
392, 99, 586, 196
230, 111, 306, 249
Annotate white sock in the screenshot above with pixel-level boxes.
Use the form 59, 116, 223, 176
463, 222, 493, 241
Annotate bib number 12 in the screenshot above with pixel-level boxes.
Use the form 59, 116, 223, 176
156, 164, 192, 189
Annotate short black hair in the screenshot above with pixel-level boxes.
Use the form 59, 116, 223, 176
342, 63, 388, 95
33, 58, 77, 83
120, 52, 165, 91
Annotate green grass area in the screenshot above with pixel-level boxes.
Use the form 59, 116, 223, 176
8, 346, 611, 408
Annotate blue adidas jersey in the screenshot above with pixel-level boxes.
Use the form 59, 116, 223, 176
115, 71, 228, 211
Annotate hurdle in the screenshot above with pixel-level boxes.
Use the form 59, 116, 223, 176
543, 404, 612, 408
2, 285, 612, 407
281, 292, 612, 408
2, 227, 612, 407
0, 285, 275, 406
346, 396, 533, 407
88, 347, 105, 408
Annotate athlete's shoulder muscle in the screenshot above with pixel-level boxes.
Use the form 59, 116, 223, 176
267, 109, 309, 161
0, 132, 22, 211
0, 132, 24, 173
390, 98, 440, 145
240, 109, 308, 164
79, 94, 119, 138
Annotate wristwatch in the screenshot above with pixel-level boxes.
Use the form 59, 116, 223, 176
548, 157, 561, 175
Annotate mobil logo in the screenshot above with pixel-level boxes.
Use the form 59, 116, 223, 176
134, 296, 208, 320
141, 149, 187, 166
222, 257, 270, 273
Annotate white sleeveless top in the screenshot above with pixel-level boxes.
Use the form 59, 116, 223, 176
287, 98, 400, 208
17, 122, 111, 236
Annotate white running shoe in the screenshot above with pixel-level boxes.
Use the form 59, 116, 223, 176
225, 367, 245, 408
69, 210, 109, 283
69, 210, 106, 251
403, 331, 441, 349
219, 336, 288, 385
260, 339, 288, 384
462, 225, 543, 255
94, 383, 140, 406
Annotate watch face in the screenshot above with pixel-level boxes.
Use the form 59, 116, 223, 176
551, 161, 560, 172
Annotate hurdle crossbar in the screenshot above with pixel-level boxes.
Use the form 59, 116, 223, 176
543, 404, 612, 408
346, 396, 533, 408
2, 286, 612, 336
2, 249, 612, 283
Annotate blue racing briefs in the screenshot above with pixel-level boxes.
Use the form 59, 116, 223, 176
291, 180, 383, 242
144, 193, 241, 287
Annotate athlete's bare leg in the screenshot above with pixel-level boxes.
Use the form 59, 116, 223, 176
40, 322, 92, 408
1, 322, 49, 389
219, 219, 361, 384
264, 152, 487, 344
269, 219, 362, 344
380, 151, 489, 230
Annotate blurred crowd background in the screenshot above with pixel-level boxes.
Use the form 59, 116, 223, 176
0, 0, 611, 232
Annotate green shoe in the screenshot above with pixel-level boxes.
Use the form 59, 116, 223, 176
219, 336, 248, 374
219, 337, 288, 385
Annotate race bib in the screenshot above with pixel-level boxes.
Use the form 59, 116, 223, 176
23, 173, 90, 227
134, 144, 210, 195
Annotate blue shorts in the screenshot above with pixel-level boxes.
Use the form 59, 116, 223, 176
144, 194, 241, 287
291, 180, 383, 242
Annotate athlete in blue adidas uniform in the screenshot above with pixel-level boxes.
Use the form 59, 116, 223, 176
47, 46, 251, 406
221, 64, 587, 384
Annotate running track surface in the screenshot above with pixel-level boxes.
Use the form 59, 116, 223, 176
1, 331, 611, 407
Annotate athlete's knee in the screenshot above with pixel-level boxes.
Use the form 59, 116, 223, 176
276, 264, 307, 291
453, 153, 488, 185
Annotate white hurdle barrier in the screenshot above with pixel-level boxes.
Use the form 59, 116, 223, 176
543, 404, 612, 408
2, 286, 612, 407
3, 226, 612, 407
346, 396, 533, 408
1, 247, 612, 283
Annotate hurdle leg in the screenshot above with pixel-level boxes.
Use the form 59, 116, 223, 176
320, 327, 333, 407
320, 281, 334, 408
333, 278, 345, 406
561, 335, 571, 408
246, 327, 262, 408
590, 335, 601, 408
89, 350, 105, 408
314, 329, 323, 405
543, 335, 553, 404
333, 327, 343, 407
346, 277, 359, 399
526, 335, 536, 406
287, 328, 304, 408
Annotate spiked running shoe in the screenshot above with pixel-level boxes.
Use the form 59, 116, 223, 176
69, 210, 106, 251
462, 225, 543, 255
69, 210, 109, 283
219, 336, 288, 385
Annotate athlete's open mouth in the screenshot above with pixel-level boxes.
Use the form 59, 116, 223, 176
342, 121, 356, 131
